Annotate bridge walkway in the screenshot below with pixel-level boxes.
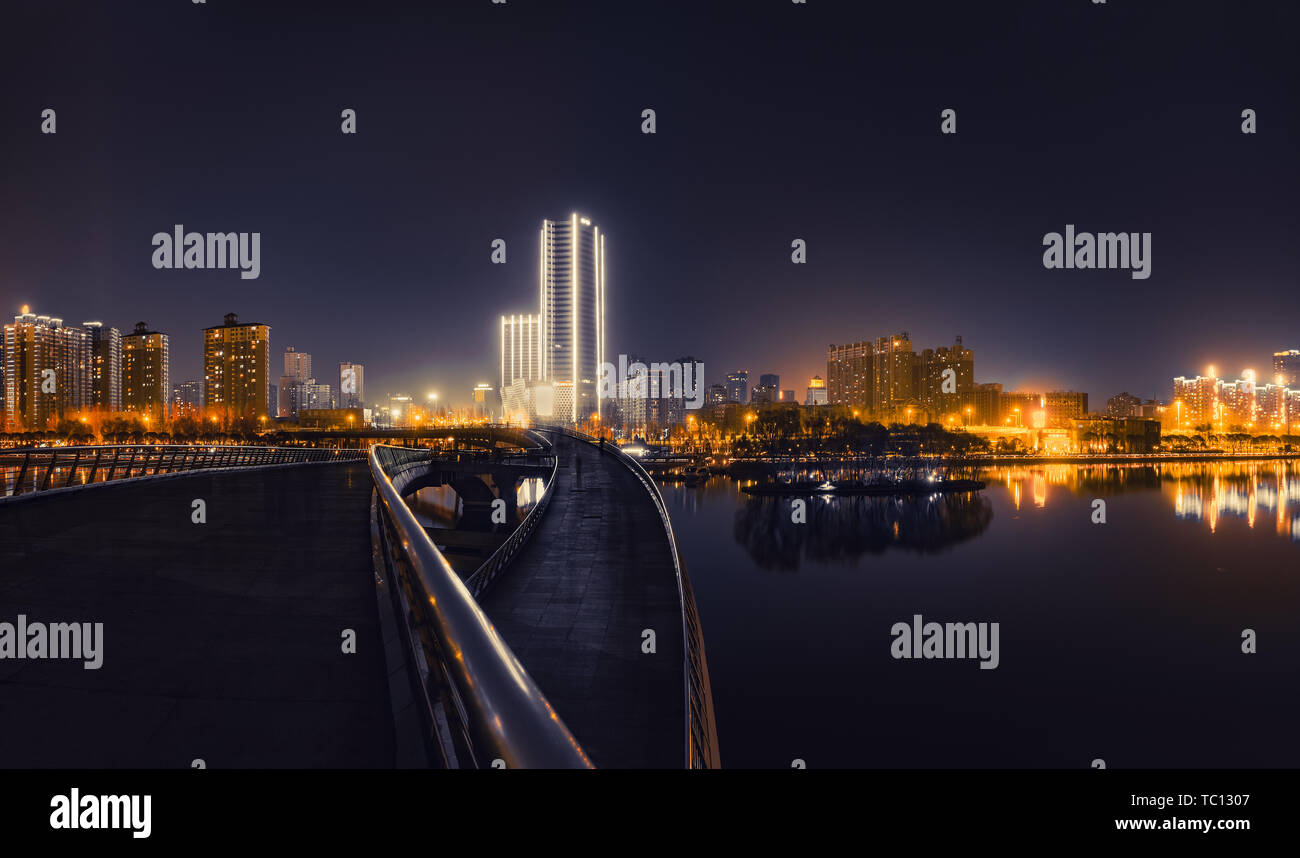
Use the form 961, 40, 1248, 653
477, 432, 685, 768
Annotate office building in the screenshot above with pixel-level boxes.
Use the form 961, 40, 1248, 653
539, 213, 605, 422
726, 370, 749, 404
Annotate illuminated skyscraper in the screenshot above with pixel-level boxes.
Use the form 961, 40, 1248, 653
204, 313, 271, 419
1275, 349, 1300, 387
122, 321, 170, 417
3, 309, 91, 430
540, 213, 605, 422
82, 322, 121, 412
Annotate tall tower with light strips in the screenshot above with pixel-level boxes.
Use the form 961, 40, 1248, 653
539, 213, 605, 422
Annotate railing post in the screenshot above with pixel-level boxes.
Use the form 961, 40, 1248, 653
85, 449, 103, 485
13, 451, 31, 496
40, 451, 57, 491
104, 448, 120, 482
64, 450, 81, 488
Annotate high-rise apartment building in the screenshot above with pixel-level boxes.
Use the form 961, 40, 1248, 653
278, 346, 312, 417
204, 313, 271, 419
1106, 392, 1142, 418
3, 309, 91, 430
1172, 374, 1219, 427
283, 346, 311, 381
539, 214, 605, 422
917, 336, 974, 420
82, 322, 121, 412
173, 379, 204, 416
826, 342, 872, 412
873, 333, 916, 420
1275, 349, 1300, 388
122, 321, 170, 416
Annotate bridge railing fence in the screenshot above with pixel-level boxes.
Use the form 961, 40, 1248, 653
549, 426, 721, 770
369, 444, 591, 770
0, 444, 365, 499
463, 445, 559, 600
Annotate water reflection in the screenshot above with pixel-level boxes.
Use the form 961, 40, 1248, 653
732, 491, 993, 570
986, 460, 1300, 542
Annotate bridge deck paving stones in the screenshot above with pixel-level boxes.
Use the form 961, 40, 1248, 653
479, 434, 685, 768
0, 462, 394, 768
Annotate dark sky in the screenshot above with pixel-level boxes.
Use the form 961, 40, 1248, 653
2, 0, 1296, 409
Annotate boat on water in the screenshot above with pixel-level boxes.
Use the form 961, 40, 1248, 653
742, 476, 985, 496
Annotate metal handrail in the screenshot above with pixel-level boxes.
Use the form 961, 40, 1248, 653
548, 427, 721, 769
0, 444, 366, 499
463, 447, 559, 599
369, 444, 592, 769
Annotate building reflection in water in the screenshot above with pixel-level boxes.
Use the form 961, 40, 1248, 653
992, 460, 1299, 542
731, 490, 993, 571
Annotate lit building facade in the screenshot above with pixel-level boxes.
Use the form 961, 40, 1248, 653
204, 313, 271, 419
872, 332, 916, 421
826, 342, 872, 412
122, 321, 170, 417
540, 214, 605, 422
805, 375, 827, 406
173, 379, 204, 416
1274, 349, 1300, 388
726, 370, 749, 404
3, 310, 91, 430
82, 322, 121, 412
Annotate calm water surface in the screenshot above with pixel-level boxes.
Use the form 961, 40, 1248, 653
663, 461, 1300, 768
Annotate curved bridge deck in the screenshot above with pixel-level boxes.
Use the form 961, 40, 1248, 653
478, 432, 686, 768
0, 462, 393, 767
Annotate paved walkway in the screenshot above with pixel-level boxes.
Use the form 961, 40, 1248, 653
0, 462, 394, 767
479, 433, 686, 768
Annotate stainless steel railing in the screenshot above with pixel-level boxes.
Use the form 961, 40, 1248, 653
369, 444, 592, 769
463, 448, 559, 599
0, 444, 365, 499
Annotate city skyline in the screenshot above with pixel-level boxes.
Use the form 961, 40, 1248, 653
2, 2, 1294, 412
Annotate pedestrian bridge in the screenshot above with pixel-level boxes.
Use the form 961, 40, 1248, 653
0, 430, 718, 769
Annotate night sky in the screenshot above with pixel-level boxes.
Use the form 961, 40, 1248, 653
2, 0, 1296, 409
